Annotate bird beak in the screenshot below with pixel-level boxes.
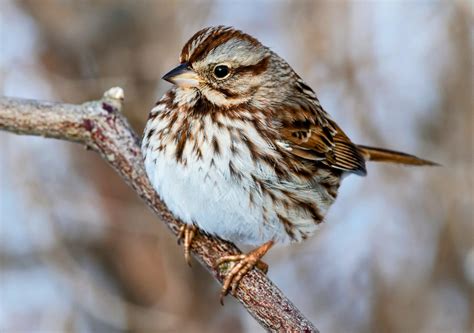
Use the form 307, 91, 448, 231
162, 63, 200, 88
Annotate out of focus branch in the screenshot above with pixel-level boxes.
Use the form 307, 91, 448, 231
0, 88, 318, 332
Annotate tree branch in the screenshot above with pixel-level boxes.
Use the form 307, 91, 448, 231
0, 88, 318, 332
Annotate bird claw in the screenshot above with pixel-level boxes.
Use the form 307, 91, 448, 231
177, 224, 196, 266
214, 241, 273, 305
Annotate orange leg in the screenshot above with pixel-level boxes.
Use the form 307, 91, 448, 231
214, 240, 274, 304
177, 224, 197, 266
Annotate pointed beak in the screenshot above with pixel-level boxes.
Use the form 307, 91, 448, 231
162, 63, 200, 88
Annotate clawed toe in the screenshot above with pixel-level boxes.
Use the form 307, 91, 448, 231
214, 240, 274, 304
177, 224, 197, 266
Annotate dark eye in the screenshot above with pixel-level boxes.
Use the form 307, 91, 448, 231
213, 65, 230, 79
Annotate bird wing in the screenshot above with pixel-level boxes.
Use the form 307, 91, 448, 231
277, 97, 367, 176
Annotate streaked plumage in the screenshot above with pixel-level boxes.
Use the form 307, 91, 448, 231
142, 26, 436, 299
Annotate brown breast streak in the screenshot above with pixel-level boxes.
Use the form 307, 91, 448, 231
147, 89, 343, 241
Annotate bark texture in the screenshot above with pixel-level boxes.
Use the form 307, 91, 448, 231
0, 88, 318, 332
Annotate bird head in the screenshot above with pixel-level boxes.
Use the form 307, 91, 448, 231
162, 26, 297, 109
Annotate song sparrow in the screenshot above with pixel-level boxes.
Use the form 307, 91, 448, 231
142, 26, 436, 301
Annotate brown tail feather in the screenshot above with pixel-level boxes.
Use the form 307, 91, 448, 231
357, 145, 439, 166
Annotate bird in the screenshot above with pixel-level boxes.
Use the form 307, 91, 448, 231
141, 26, 436, 302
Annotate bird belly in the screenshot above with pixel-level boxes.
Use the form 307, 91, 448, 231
142, 109, 336, 245
144, 151, 282, 245
144, 147, 333, 245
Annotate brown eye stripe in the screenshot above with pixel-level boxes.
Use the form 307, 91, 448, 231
233, 56, 270, 76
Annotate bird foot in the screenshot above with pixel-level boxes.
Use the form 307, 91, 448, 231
177, 224, 197, 266
214, 241, 274, 304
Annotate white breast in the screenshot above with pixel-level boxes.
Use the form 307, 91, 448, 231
142, 103, 331, 245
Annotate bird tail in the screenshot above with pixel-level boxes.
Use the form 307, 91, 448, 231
357, 145, 438, 166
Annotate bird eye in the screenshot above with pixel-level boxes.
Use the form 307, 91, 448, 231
213, 65, 230, 79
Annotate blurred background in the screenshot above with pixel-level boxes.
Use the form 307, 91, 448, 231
0, 0, 472, 332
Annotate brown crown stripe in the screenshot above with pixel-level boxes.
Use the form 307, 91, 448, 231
183, 26, 261, 64
180, 27, 210, 59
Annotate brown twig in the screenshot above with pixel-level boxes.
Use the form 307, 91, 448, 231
0, 88, 318, 332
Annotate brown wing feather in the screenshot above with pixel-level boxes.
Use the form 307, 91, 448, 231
277, 99, 367, 176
